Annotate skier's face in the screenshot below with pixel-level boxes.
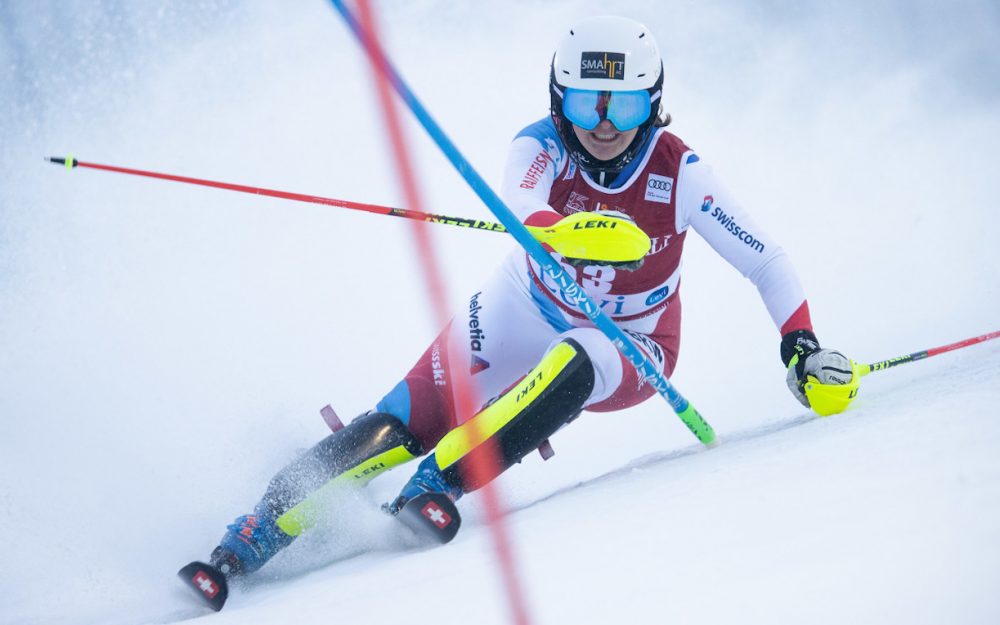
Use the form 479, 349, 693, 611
572, 118, 638, 162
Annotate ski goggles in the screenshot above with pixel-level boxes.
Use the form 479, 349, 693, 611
561, 87, 652, 132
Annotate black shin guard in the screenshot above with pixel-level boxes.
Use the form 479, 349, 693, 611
259, 412, 423, 535
437, 338, 595, 491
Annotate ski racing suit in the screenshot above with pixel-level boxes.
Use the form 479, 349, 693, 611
377, 118, 814, 448
210, 118, 819, 574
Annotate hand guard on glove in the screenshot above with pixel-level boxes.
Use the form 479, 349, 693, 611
780, 329, 859, 416
555, 210, 648, 271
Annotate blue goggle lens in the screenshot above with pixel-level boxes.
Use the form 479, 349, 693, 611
561, 88, 651, 132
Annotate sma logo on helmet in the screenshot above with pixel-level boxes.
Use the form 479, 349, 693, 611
581, 52, 625, 80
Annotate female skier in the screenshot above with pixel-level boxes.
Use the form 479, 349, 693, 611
187, 15, 857, 594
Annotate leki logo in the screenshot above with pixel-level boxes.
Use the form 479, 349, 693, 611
581, 51, 625, 80
353, 461, 387, 479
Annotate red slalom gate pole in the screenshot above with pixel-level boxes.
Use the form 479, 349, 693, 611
354, 3, 532, 625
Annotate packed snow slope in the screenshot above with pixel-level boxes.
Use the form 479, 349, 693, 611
1, 1, 998, 624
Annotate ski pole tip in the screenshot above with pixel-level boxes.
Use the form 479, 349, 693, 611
45, 155, 76, 169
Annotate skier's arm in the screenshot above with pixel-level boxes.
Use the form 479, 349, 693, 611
678, 157, 857, 414
676, 158, 811, 335
499, 128, 566, 228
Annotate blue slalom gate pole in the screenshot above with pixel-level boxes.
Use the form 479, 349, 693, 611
330, 0, 714, 445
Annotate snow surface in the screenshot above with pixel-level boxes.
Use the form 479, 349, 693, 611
1, 1, 999, 624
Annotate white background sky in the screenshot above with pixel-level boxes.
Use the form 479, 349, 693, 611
1, 2, 998, 624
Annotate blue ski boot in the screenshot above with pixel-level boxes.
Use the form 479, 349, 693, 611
384, 454, 464, 544
385, 453, 464, 514
210, 508, 295, 577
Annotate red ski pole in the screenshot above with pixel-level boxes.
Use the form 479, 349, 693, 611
45, 155, 507, 233
858, 329, 1000, 377
45, 155, 651, 263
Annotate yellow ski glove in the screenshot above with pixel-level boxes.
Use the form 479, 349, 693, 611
781, 329, 860, 416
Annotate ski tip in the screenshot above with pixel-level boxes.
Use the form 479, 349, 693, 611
177, 561, 229, 612
395, 492, 462, 545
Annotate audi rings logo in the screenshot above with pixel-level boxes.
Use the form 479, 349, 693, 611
644, 173, 674, 204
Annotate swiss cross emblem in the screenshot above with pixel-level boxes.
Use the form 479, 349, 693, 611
193, 571, 219, 598
421, 502, 452, 528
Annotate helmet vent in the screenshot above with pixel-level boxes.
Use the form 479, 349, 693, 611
569, 29, 575, 35
637, 73, 646, 77
639, 32, 646, 38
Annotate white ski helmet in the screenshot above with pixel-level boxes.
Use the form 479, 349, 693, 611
549, 16, 665, 175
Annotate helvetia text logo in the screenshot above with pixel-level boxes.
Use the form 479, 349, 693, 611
468, 292, 485, 352
468, 292, 490, 374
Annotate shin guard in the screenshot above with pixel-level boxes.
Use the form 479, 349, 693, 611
260, 412, 423, 536
435, 338, 595, 491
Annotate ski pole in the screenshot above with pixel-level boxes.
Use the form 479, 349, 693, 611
858, 329, 1000, 377
328, 0, 715, 445
44, 155, 646, 262
45, 155, 509, 232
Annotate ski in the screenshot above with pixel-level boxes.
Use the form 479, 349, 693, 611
177, 492, 460, 611
393, 492, 462, 544
177, 560, 229, 612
